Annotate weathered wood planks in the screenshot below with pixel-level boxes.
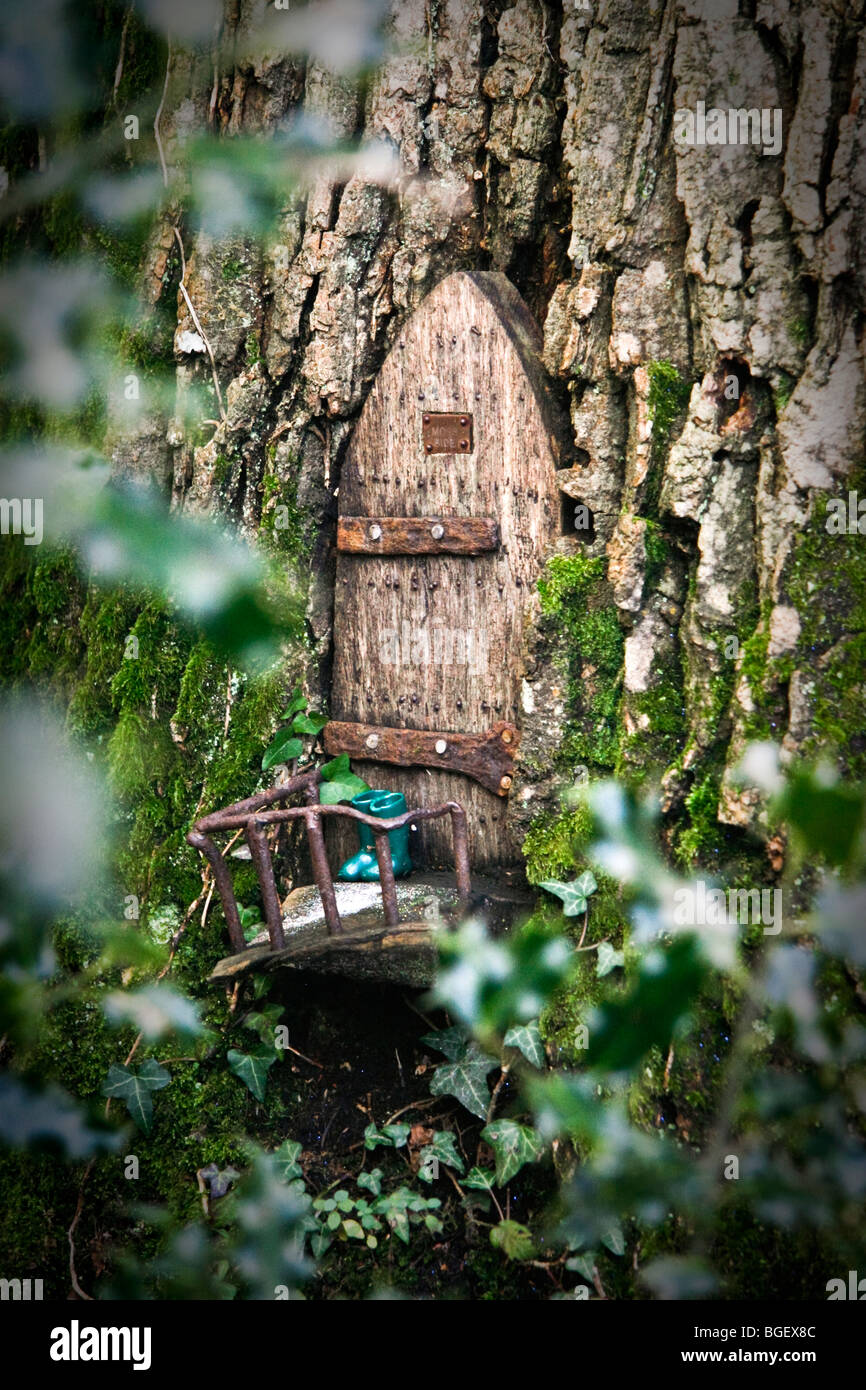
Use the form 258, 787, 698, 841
337, 516, 498, 555
330, 271, 566, 871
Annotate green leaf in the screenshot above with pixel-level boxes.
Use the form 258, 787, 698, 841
539, 877, 595, 916
358, 1168, 382, 1196
342, 1219, 365, 1240
318, 774, 369, 805
103, 985, 203, 1040
363, 1121, 409, 1150
780, 770, 865, 868
282, 691, 308, 719
585, 937, 706, 1072
262, 730, 303, 771
227, 1047, 277, 1102
429, 1045, 498, 1121
481, 1119, 545, 1185
292, 711, 327, 736
490, 1220, 536, 1261
273, 1140, 303, 1182
596, 942, 625, 977
430, 918, 573, 1035
243, 1004, 285, 1046
390, 1210, 410, 1244
418, 1130, 465, 1182
310, 1231, 332, 1260
600, 1220, 625, 1256
462, 1167, 497, 1191
565, 1251, 597, 1280
101, 1060, 170, 1134
319, 752, 351, 779
420, 1025, 472, 1061
503, 1020, 545, 1068
575, 870, 598, 897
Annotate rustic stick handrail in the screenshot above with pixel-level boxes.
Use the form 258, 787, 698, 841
187, 768, 471, 956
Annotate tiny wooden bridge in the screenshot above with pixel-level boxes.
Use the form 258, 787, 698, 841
187, 767, 471, 962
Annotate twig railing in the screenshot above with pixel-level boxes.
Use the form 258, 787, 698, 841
188, 768, 471, 955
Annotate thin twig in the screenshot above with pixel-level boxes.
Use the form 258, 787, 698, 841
283, 1042, 324, 1069
222, 667, 234, 743
67, 1161, 95, 1301
112, 7, 133, 107
485, 1063, 510, 1124
172, 225, 227, 421
153, 41, 172, 189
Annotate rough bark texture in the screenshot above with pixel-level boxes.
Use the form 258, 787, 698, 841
114, 0, 866, 870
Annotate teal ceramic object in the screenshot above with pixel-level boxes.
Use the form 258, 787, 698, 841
337, 790, 412, 881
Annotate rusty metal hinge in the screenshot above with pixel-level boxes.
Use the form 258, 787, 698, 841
323, 720, 519, 796
337, 516, 498, 555
421, 411, 474, 454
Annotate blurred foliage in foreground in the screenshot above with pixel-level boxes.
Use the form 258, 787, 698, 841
0, 0, 864, 1302
1, 693, 864, 1297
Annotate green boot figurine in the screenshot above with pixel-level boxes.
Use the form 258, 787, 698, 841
337, 790, 412, 881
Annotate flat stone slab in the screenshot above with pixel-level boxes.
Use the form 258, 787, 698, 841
208, 871, 532, 988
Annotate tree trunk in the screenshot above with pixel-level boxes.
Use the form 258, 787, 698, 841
114, 0, 866, 865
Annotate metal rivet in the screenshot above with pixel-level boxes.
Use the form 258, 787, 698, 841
435, 739, 447, 754
459, 416, 467, 426
500, 775, 512, 790
369, 523, 382, 540
423, 414, 430, 423
431, 523, 445, 540
460, 440, 468, 449
426, 443, 433, 453
365, 733, 379, 749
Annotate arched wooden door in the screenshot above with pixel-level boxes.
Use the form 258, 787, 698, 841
324, 271, 564, 873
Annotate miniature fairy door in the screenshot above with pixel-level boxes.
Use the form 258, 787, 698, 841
324, 272, 564, 873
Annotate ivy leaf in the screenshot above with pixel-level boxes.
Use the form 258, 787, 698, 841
103, 985, 203, 1040
539, 874, 596, 916
282, 691, 308, 719
318, 754, 369, 805
358, 1168, 382, 1196
462, 1167, 497, 1192
244, 1004, 284, 1047
596, 942, 625, 978
418, 1130, 465, 1183
342, 1219, 365, 1240
101, 1060, 170, 1134
490, 1220, 536, 1261
363, 1122, 409, 1150
600, 1220, 625, 1256
227, 1046, 278, 1102
292, 711, 327, 736
420, 1025, 471, 1062
429, 1044, 498, 1121
310, 1231, 332, 1260
503, 1020, 545, 1069
262, 730, 303, 771
565, 1251, 597, 1281
273, 1140, 303, 1182
389, 1209, 410, 1244
199, 1162, 240, 1200
481, 1119, 545, 1185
